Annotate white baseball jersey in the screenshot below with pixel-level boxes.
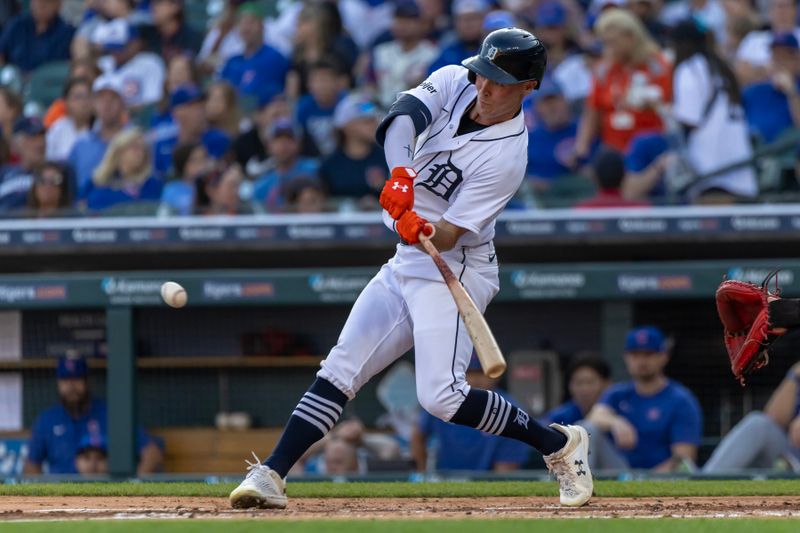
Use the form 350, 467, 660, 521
382, 65, 528, 249
317, 65, 529, 422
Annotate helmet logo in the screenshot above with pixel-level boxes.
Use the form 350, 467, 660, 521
487, 45, 498, 60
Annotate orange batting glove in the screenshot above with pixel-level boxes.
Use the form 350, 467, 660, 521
380, 167, 417, 220
396, 210, 432, 245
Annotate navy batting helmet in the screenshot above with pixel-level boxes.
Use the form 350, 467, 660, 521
462, 28, 547, 86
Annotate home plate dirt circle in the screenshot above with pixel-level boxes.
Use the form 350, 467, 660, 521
2, 496, 800, 521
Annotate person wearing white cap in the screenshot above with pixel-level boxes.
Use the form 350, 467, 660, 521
319, 94, 388, 204
68, 74, 129, 198
428, 0, 489, 73
94, 18, 166, 108
734, 0, 800, 86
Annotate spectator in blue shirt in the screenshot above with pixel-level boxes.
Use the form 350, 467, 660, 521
23, 355, 163, 476
252, 118, 320, 212
319, 94, 387, 207
427, 0, 487, 73
742, 33, 800, 144
545, 355, 611, 427
159, 141, 211, 216
151, 84, 231, 176
0, 0, 74, 73
295, 59, 347, 157
0, 116, 46, 212
220, 2, 289, 108
411, 356, 530, 472
584, 326, 703, 471
69, 74, 128, 199
526, 78, 578, 190
84, 127, 163, 212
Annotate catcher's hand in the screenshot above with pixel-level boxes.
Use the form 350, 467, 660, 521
716, 270, 799, 385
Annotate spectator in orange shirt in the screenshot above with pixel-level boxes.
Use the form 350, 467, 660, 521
574, 8, 672, 160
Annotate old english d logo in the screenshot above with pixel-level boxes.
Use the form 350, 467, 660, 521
418, 153, 463, 201
487, 45, 498, 60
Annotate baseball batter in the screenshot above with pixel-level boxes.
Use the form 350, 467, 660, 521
230, 28, 593, 508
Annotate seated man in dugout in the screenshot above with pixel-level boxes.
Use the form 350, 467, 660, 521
703, 361, 800, 473
24, 354, 164, 476
582, 326, 703, 472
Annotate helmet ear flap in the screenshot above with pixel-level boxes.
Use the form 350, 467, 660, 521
467, 70, 476, 84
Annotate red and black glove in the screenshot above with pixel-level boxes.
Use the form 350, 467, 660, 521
396, 210, 432, 245
380, 167, 417, 220
716, 270, 800, 385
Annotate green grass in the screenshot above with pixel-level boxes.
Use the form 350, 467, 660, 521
2, 521, 799, 533
1, 480, 799, 498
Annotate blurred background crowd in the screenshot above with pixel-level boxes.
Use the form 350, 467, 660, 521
0, 0, 799, 218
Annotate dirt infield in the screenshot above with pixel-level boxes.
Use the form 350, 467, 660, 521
1, 495, 800, 521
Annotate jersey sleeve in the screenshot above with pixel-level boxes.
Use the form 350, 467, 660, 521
376, 65, 460, 146
442, 151, 526, 234
26, 415, 48, 464
669, 391, 703, 446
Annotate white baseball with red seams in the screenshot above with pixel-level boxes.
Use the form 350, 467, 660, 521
160, 281, 187, 308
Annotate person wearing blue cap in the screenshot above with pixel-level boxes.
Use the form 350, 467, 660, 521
411, 354, 530, 472
151, 84, 232, 176
583, 326, 702, 472
525, 77, 580, 188
219, 3, 290, 107
0, 116, 46, 212
24, 355, 163, 476
742, 32, 800, 144
74, 431, 109, 475
252, 118, 321, 212
94, 18, 166, 108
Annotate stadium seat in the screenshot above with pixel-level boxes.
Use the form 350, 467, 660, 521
23, 61, 70, 108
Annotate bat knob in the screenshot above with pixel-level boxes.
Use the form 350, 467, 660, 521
419, 223, 435, 241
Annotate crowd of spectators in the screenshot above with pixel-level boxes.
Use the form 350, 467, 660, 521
1, 0, 800, 218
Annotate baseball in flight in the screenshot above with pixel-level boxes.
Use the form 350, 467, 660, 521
161, 281, 187, 308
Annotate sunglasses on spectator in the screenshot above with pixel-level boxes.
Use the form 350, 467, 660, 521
36, 173, 64, 186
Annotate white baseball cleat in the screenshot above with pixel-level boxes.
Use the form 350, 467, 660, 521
229, 452, 288, 509
543, 424, 593, 507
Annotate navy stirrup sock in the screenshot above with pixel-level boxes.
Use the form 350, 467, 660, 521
265, 378, 348, 477
450, 388, 568, 455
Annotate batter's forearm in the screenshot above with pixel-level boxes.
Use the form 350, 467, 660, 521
383, 116, 417, 170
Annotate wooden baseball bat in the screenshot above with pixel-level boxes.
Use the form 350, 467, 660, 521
419, 231, 507, 378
